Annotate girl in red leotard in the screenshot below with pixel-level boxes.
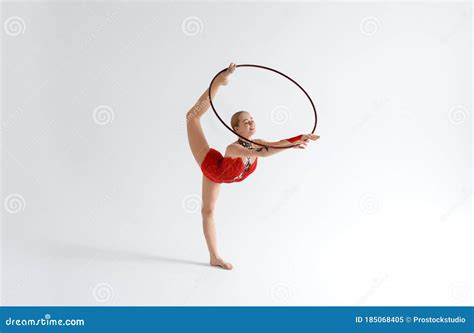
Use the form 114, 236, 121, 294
185, 62, 320, 270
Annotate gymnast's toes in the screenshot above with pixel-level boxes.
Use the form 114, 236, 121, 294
210, 257, 233, 270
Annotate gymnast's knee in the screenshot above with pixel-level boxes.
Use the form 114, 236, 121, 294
201, 206, 215, 217
186, 108, 200, 122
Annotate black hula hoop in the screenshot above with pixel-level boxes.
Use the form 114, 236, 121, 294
208, 63, 318, 149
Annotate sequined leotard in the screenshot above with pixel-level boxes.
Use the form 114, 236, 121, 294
200, 138, 265, 184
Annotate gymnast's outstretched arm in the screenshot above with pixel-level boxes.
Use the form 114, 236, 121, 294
254, 138, 294, 148
229, 134, 320, 158
255, 134, 319, 147
227, 141, 303, 159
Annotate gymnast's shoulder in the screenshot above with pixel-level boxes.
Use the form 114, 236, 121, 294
224, 142, 241, 158
224, 140, 267, 158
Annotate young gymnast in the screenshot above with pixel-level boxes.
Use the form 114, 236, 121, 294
186, 62, 320, 269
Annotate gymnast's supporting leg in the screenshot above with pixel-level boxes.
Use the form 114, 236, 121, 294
201, 175, 233, 270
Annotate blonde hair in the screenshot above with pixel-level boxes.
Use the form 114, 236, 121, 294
230, 111, 248, 131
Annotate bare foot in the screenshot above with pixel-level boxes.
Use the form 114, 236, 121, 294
210, 257, 233, 270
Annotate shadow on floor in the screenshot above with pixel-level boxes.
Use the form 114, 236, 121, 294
43, 238, 209, 268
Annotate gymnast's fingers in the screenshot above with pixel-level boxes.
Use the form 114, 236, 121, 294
300, 138, 309, 144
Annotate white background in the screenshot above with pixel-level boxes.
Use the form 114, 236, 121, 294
1, 1, 472, 305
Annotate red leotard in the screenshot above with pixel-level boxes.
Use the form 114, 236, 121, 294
200, 148, 258, 184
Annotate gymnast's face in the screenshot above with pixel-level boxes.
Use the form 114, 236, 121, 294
235, 112, 256, 138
